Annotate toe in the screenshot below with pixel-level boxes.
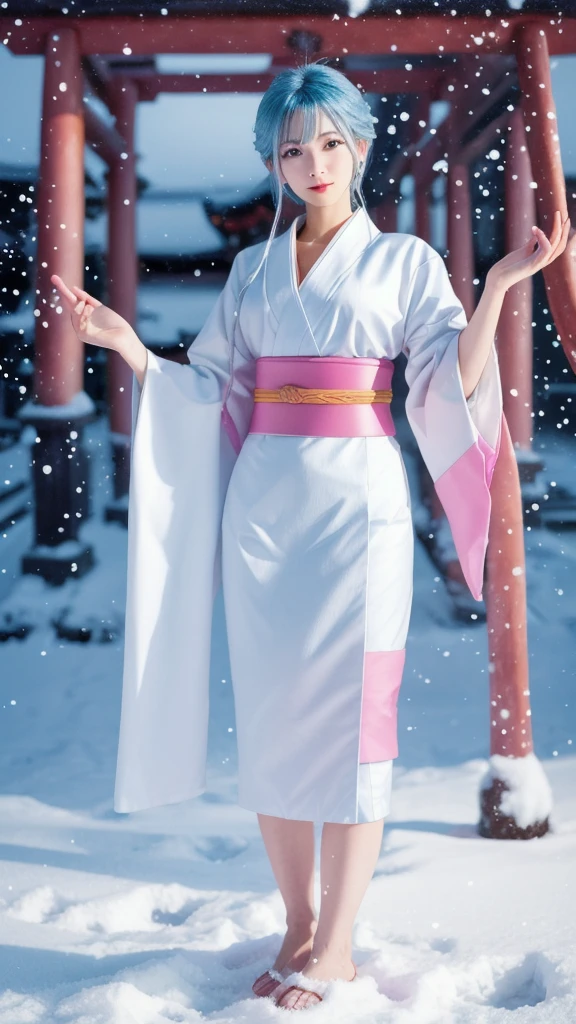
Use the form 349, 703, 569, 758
293, 991, 322, 1011
277, 989, 299, 1010
261, 979, 282, 998
252, 972, 282, 998
276, 987, 322, 1011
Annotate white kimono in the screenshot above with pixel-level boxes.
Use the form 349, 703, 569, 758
114, 206, 502, 823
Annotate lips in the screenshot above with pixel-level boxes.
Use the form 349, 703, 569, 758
308, 183, 333, 192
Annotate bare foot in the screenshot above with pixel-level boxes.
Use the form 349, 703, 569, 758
252, 921, 317, 998
274, 950, 356, 1010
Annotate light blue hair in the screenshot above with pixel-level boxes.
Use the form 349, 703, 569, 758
221, 64, 379, 416
255, 62, 377, 207
240, 62, 378, 294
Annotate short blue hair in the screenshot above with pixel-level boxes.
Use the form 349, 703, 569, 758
254, 61, 378, 207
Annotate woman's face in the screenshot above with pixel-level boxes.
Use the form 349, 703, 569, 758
266, 108, 367, 208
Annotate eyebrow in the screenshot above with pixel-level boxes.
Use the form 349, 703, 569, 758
281, 131, 340, 144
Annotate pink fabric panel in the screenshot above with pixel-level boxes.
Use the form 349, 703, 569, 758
249, 356, 396, 439
434, 436, 496, 603
477, 420, 501, 489
255, 355, 395, 392
359, 650, 406, 763
249, 400, 395, 438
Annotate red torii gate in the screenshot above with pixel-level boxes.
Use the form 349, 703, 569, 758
3, 9, 576, 840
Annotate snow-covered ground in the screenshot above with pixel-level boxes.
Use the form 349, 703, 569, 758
0, 417, 575, 1023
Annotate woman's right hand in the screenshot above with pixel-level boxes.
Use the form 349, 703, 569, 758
50, 274, 137, 354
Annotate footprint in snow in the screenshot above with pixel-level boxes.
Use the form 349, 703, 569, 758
490, 951, 560, 1010
151, 897, 206, 927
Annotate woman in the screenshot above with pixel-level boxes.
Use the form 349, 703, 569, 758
52, 63, 568, 1012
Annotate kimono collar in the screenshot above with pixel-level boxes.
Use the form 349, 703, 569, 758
288, 206, 380, 297
265, 205, 381, 357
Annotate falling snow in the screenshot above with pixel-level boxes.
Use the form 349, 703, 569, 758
0, 12, 576, 1021
0, 414, 574, 1021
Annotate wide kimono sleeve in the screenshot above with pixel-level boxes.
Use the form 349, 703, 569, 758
114, 253, 256, 814
402, 249, 503, 603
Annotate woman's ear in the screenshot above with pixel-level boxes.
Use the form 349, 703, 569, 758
265, 157, 286, 185
357, 139, 368, 165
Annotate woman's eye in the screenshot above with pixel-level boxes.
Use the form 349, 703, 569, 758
281, 148, 300, 158
326, 139, 343, 148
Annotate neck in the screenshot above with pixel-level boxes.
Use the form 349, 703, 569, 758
298, 193, 355, 244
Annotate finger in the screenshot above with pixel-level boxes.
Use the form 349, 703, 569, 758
547, 215, 571, 262
534, 211, 561, 256
530, 222, 549, 243
79, 303, 95, 327
530, 225, 553, 257
74, 299, 86, 317
540, 213, 570, 263
50, 273, 78, 305
71, 284, 102, 308
559, 215, 571, 247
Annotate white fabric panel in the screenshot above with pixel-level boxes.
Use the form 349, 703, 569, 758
402, 249, 502, 481
222, 435, 370, 824
357, 761, 394, 823
364, 436, 414, 653
116, 256, 248, 813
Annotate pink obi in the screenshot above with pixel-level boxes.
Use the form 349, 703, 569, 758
248, 356, 395, 438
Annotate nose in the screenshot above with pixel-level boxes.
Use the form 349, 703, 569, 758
307, 152, 326, 179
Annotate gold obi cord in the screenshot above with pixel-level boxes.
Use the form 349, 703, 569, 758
254, 385, 393, 405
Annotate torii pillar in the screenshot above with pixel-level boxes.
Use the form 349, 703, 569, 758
105, 77, 139, 526
499, 110, 536, 451
497, 108, 543, 515
413, 98, 432, 244
19, 28, 95, 584
446, 161, 475, 318
444, 147, 546, 838
480, 131, 548, 840
515, 23, 576, 376
415, 182, 430, 244
477, 20, 576, 839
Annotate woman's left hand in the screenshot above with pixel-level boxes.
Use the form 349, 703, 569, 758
486, 209, 571, 294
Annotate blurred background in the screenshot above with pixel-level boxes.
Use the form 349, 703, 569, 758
0, 5, 575, 1019
1, 41, 575, 430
